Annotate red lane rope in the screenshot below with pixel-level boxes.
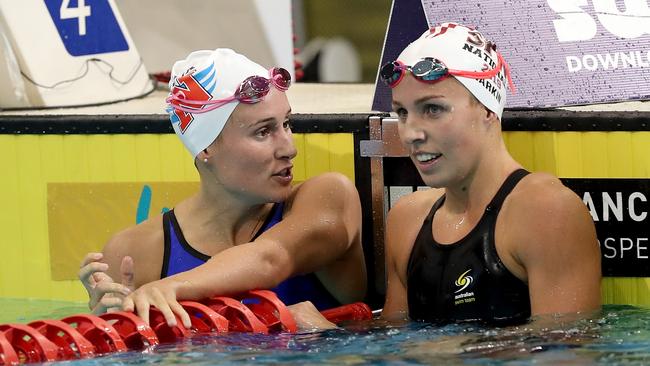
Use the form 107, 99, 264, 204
0, 331, 19, 365
0, 323, 59, 363
321, 302, 373, 324
99, 312, 159, 350
179, 301, 229, 333
60, 314, 127, 354
234, 290, 298, 333
203, 296, 269, 334
27, 320, 95, 360
0, 291, 373, 364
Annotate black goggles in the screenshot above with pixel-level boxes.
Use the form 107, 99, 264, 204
379, 54, 507, 89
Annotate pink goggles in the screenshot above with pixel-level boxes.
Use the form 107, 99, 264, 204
167, 67, 291, 115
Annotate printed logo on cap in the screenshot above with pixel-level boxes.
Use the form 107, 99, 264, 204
169, 62, 217, 134
399, 22, 510, 119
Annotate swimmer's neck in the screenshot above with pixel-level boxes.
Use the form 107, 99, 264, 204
443, 157, 520, 214
176, 188, 271, 244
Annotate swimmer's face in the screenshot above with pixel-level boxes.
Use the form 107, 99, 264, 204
207, 88, 296, 203
391, 74, 491, 188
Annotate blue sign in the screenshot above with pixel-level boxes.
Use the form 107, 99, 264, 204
136, 185, 170, 224
44, 0, 129, 56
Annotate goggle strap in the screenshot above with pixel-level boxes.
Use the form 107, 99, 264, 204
381, 53, 516, 94
167, 68, 291, 115
447, 52, 502, 79
166, 94, 234, 114
169, 92, 237, 106
449, 52, 516, 94
502, 56, 517, 93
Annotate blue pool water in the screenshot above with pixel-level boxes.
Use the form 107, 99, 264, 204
2, 299, 650, 365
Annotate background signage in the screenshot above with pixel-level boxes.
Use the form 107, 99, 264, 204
374, 0, 650, 111
44, 0, 129, 56
563, 178, 650, 277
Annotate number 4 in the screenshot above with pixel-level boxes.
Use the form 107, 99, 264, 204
60, 0, 91, 36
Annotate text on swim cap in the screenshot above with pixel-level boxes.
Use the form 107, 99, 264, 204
466, 29, 497, 55
461, 43, 506, 103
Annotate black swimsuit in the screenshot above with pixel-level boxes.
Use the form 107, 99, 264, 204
407, 169, 531, 326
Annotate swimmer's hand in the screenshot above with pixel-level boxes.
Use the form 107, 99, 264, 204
78, 253, 134, 314
288, 301, 337, 331
121, 278, 192, 329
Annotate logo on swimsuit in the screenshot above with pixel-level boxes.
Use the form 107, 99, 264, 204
454, 269, 473, 293
453, 269, 476, 305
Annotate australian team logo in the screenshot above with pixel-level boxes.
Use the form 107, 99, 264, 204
168, 62, 217, 134
453, 268, 476, 305
454, 269, 473, 293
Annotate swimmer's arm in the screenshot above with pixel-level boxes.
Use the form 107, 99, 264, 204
515, 181, 601, 316
78, 232, 137, 314
381, 195, 418, 321
381, 250, 409, 321
166, 173, 364, 301
101, 225, 161, 288
101, 233, 131, 282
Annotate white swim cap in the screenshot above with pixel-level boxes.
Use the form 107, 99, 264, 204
397, 22, 513, 120
167, 49, 268, 157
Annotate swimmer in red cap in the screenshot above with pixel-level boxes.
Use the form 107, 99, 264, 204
379, 23, 600, 325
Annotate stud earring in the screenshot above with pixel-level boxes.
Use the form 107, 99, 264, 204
203, 158, 208, 163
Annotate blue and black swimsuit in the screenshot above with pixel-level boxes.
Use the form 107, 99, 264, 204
160, 202, 340, 310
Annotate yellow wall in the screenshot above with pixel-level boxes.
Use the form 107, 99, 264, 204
504, 131, 650, 306
0, 133, 354, 302
1, 129, 648, 306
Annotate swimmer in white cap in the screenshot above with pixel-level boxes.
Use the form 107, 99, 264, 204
378, 23, 601, 324
78, 49, 366, 328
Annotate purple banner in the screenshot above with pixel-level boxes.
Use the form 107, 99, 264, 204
373, 0, 650, 110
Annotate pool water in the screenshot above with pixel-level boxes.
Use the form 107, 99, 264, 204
0, 298, 88, 324
2, 300, 650, 365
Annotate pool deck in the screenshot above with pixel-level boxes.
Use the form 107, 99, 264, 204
1, 83, 649, 116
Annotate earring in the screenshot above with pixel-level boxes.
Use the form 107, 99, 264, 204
203, 158, 208, 163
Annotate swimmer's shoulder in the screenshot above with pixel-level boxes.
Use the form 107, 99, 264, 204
103, 214, 163, 254
507, 171, 585, 216
388, 187, 444, 224
286, 172, 358, 213
102, 214, 164, 283
385, 188, 444, 262
501, 171, 595, 252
